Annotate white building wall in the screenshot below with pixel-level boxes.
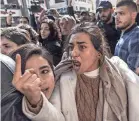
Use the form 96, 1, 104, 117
0, 0, 22, 17
49, 0, 93, 12
49, 0, 67, 9
73, 0, 92, 12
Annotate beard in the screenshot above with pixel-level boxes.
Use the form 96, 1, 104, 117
116, 21, 132, 31
101, 13, 112, 23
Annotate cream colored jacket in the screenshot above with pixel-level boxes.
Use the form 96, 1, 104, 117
22, 57, 139, 121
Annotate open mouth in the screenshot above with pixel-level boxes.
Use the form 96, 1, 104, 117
72, 60, 81, 71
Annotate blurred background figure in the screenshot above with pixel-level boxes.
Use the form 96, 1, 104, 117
19, 16, 29, 25
6, 11, 13, 27
90, 12, 97, 23
80, 11, 90, 22
39, 20, 62, 66
59, 15, 76, 50
17, 24, 39, 44
97, 1, 120, 55
1, 53, 31, 121
0, 27, 30, 55
47, 8, 62, 19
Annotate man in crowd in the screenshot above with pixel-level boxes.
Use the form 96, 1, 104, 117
80, 11, 90, 22
6, 11, 13, 27
59, 15, 76, 50
97, 1, 120, 54
19, 16, 29, 24
114, 1, 139, 74
6, 12, 29, 27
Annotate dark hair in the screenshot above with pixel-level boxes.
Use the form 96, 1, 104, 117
40, 19, 59, 41
20, 16, 29, 23
9, 44, 54, 74
17, 24, 39, 44
65, 22, 111, 57
0, 27, 30, 45
80, 11, 89, 16
47, 15, 55, 22
116, 1, 137, 12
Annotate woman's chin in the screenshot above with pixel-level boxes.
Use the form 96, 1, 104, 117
42, 36, 48, 39
73, 65, 80, 71
74, 67, 84, 74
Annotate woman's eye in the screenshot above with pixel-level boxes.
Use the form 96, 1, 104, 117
79, 45, 86, 50
5, 45, 11, 48
119, 12, 124, 15
41, 28, 49, 31
68, 45, 73, 50
41, 70, 49, 74
44, 28, 49, 31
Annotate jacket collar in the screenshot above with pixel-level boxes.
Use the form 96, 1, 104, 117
123, 23, 137, 35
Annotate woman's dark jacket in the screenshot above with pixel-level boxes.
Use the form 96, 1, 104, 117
1, 54, 30, 121
39, 37, 62, 66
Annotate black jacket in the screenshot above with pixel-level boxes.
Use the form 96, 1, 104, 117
97, 17, 120, 54
1, 54, 30, 121
136, 13, 139, 25
39, 38, 62, 66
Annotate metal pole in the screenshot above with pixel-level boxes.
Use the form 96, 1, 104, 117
44, 0, 50, 9
21, 0, 30, 18
96, 0, 100, 8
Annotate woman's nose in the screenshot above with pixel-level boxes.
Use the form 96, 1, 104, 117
41, 29, 45, 33
71, 47, 80, 58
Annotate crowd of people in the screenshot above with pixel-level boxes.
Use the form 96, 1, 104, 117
1, 0, 139, 121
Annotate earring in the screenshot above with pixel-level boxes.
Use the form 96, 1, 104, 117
98, 53, 101, 57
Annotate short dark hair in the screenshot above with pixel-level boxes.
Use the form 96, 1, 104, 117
9, 44, 54, 74
20, 16, 29, 23
0, 27, 30, 45
80, 11, 89, 16
65, 22, 111, 57
17, 24, 39, 44
116, 1, 137, 12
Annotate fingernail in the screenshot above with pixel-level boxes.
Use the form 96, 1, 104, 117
32, 74, 37, 78
16, 54, 18, 59
25, 70, 30, 73
16, 54, 20, 59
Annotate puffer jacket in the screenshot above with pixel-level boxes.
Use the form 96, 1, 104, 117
1, 54, 30, 121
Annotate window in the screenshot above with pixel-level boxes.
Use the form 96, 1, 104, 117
1, 17, 6, 28
1, 0, 4, 5
7, 0, 19, 5
38, 0, 44, 3
80, 7, 86, 11
55, 0, 64, 3
6, 0, 20, 9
